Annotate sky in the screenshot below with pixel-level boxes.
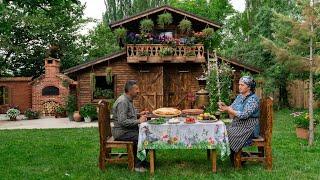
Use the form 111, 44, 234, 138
79, 0, 246, 34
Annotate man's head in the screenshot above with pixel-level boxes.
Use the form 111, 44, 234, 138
124, 80, 140, 99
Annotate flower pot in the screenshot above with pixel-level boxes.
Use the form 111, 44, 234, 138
84, 116, 92, 123
10, 117, 17, 121
161, 56, 172, 62
73, 111, 82, 122
296, 127, 309, 139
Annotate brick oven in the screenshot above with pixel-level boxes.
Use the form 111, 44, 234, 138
30, 57, 76, 116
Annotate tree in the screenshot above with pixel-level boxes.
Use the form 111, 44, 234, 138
0, 0, 88, 77
262, 0, 320, 145
221, 0, 298, 108
86, 22, 120, 60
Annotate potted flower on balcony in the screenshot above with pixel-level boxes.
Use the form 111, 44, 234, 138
291, 111, 319, 139
6, 108, 20, 121
185, 50, 196, 61
159, 47, 173, 61
80, 104, 97, 123
138, 50, 150, 61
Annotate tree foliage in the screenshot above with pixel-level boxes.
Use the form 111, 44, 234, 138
0, 0, 88, 77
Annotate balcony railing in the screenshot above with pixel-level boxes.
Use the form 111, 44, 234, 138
126, 44, 205, 63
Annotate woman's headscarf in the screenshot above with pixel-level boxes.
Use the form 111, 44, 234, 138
239, 76, 256, 92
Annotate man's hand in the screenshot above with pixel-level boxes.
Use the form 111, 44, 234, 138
139, 115, 147, 123
140, 110, 149, 115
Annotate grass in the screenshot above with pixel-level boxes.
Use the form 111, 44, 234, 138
0, 109, 320, 179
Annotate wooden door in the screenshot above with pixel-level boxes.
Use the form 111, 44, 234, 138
164, 65, 200, 109
137, 65, 163, 111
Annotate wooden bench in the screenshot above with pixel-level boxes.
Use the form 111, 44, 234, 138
98, 100, 135, 171
235, 97, 274, 170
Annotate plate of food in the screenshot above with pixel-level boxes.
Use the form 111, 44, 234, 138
168, 117, 181, 124
197, 113, 217, 121
153, 107, 181, 117
148, 117, 166, 125
184, 117, 197, 124
200, 119, 219, 123
181, 109, 204, 115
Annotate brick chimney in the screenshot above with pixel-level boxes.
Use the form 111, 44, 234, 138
44, 57, 60, 77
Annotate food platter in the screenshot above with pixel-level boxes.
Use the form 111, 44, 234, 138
168, 117, 181, 124
199, 119, 219, 123
148, 117, 166, 125
153, 107, 181, 117
181, 109, 204, 115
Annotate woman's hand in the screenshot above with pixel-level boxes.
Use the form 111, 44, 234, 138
218, 102, 229, 112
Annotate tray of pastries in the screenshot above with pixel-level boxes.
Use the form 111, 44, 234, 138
153, 107, 181, 117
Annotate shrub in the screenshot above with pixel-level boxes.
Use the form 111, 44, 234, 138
65, 95, 77, 115
25, 109, 40, 120
80, 104, 97, 118
6, 108, 20, 120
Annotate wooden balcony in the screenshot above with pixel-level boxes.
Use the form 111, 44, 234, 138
126, 44, 205, 63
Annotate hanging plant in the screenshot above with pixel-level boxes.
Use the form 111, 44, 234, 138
157, 12, 173, 29
114, 27, 127, 40
105, 67, 113, 85
202, 27, 214, 38
90, 72, 96, 94
140, 19, 154, 33
178, 19, 192, 34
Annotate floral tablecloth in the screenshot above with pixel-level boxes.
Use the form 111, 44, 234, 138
137, 120, 230, 161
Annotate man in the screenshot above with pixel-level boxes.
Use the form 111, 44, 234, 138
112, 80, 149, 172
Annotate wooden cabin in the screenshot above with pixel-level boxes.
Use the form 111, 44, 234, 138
64, 5, 260, 111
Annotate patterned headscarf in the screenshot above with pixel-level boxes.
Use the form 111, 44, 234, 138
239, 76, 256, 92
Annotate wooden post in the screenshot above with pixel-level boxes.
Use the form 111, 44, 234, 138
210, 149, 217, 173
234, 151, 242, 169
150, 149, 155, 175
127, 144, 134, 171
98, 100, 108, 171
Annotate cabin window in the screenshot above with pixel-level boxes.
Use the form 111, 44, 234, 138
42, 86, 59, 96
93, 76, 115, 99
0, 86, 9, 105
47, 60, 53, 64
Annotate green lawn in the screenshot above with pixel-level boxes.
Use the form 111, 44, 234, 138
0, 109, 320, 180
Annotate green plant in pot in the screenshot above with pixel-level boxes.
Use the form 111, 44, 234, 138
65, 95, 77, 121
25, 109, 40, 120
291, 111, 319, 139
140, 19, 154, 33
114, 27, 127, 41
178, 19, 192, 34
202, 27, 214, 38
157, 12, 173, 29
55, 106, 66, 118
105, 67, 113, 85
80, 104, 97, 123
6, 108, 20, 121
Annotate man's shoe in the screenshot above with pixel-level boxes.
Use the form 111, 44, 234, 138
134, 167, 147, 173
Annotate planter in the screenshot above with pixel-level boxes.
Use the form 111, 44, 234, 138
296, 127, 309, 139
10, 117, 17, 121
161, 56, 173, 62
139, 56, 148, 62
84, 116, 92, 123
73, 111, 82, 122
186, 56, 196, 61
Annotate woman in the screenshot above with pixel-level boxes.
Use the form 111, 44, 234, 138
218, 76, 260, 165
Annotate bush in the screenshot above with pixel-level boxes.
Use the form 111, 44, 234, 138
6, 108, 20, 120
178, 19, 192, 34
65, 95, 77, 115
80, 104, 97, 118
24, 109, 40, 120
55, 106, 66, 117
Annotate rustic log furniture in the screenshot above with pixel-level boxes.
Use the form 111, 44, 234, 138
234, 97, 273, 170
98, 100, 135, 171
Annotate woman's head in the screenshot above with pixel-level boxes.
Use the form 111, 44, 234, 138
239, 76, 256, 94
